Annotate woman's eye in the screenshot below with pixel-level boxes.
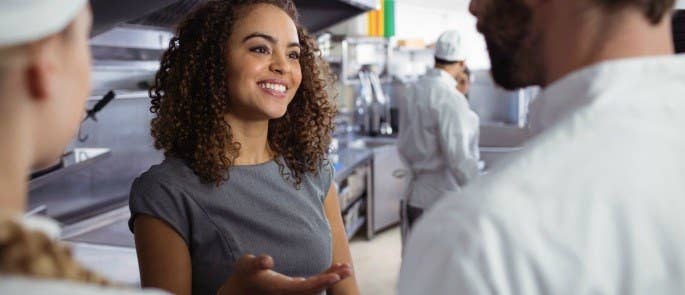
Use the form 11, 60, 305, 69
289, 52, 300, 60
251, 46, 270, 54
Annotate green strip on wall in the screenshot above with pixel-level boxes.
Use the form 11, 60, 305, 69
383, 0, 395, 37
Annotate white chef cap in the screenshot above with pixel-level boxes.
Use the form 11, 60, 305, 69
434, 30, 466, 62
0, 0, 87, 47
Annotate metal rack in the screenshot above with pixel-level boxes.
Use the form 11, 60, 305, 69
324, 37, 392, 85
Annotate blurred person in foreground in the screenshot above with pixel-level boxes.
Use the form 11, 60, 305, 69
399, 0, 685, 294
0, 1, 153, 293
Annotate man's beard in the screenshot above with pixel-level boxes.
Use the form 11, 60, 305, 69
479, 0, 543, 90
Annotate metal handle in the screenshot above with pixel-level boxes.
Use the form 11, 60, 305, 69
392, 169, 408, 179
90, 90, 116, 114
25, 204, 47, 217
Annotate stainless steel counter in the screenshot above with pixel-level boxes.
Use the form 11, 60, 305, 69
61, 206, 138, 285
68, 242, 140, 287
332, 147, 373, 184
479, 124, 532, 147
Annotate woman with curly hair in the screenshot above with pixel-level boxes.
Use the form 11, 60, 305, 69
128, 1, 359, 294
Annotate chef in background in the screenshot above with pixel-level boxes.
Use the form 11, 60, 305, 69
456, 66, 472, 97
397, 30, 480, 229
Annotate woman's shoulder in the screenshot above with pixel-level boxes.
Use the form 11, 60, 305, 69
306, 159, 334, 191
130, 156, 208, 201
272, 157, 333, 190
128, 157, 202, 243
316, 159, 334, 179
135, 157, 199, 188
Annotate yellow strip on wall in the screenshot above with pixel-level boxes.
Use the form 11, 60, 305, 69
378, 1, 384, 37
367, 11, 374, 36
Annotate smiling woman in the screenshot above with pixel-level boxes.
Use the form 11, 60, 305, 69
129, 1, 359, 295
149, 0, 335, 186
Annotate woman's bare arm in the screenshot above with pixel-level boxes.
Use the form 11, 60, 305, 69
134, 215, 192, 295
323, 184, 360, 295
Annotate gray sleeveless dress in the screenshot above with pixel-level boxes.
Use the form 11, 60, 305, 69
128, 157, 333, 294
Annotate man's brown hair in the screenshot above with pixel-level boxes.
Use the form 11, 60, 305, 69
594, 0, 676, 24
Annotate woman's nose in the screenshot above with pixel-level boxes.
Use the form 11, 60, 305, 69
270, 53, 289, 75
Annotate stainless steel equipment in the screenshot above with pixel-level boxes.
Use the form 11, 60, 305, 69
344, 137, 409, 238
468, 70, 540, 127
369, 144, 408, 233
355, 69, 393, 136
341, 37, 391, 85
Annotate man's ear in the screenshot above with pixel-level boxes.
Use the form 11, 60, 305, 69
25, 44, 54, 102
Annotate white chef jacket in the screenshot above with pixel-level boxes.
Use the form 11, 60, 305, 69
398, 68, 481, 209
0, 215, 167, 295
398, 55, 685, 294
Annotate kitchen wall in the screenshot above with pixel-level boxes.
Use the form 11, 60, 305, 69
329, 1, 490, 69
29, 96, 163, 223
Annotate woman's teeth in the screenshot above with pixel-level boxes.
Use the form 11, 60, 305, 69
259, 83, 286, 93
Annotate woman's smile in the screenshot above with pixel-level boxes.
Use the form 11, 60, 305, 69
257, 79, 289, 98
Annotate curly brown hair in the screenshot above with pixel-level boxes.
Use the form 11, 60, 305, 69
149, 0, 336, 186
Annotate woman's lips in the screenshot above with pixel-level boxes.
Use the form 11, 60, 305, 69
257, 81, 288, 98
259, 86, 287, 98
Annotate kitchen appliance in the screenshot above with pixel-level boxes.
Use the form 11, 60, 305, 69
355, 68, 393, 136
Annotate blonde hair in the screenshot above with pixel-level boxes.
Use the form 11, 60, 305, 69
0, 216, 110, 285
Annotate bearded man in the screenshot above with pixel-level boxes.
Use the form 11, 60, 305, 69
399, 0, 685, 294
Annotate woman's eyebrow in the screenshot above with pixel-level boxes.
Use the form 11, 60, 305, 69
243, 32, 276, 43
243, 32, 300, 48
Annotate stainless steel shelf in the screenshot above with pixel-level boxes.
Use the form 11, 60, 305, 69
341, 193, 366, 214
29, 148, 111, 191
346, 216, 366, 240
332, 147, 373, 184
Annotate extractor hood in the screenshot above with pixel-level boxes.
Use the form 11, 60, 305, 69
294, 0, 377, 32
88, 0, 377, 95
91, 0, 377, 37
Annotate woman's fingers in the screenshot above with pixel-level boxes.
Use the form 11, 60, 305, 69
256, 254, 274, 270
273, 272, 342, 294
323, 262, 353, 279
278, 263, 353, 294
231, 256, 352, 294
234, 254, 274, 276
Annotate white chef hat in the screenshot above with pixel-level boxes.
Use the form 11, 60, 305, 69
434, 30, 466, 62
0, 0, 87, 47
